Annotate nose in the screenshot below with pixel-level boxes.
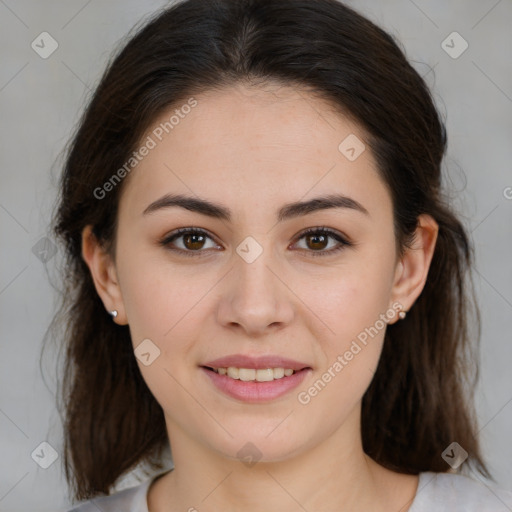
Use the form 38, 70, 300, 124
216, 246, 295, 337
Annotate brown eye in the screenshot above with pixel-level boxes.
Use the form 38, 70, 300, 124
160, 226, 351, 258
160, 228, 220, 257
293, 227, 351, 257
181, 232, 207, 250
304, 232, 329, 251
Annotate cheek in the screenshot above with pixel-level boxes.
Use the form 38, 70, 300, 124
297, 249, 395, 343
294, 275, 391, 428
116, 241, 197, 342
292, 245, 395, 403
117, 247, 218, 404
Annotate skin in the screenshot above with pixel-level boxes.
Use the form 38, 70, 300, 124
82, 82, 438, 512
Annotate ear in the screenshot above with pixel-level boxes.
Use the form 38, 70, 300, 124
388, 214, 439, 324
81, 225, 127, 325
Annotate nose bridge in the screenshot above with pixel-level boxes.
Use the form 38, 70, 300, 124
233, 235, 279, 309
217, 234, 293, 333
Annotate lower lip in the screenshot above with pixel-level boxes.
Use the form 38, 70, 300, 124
201, 367, 311, 403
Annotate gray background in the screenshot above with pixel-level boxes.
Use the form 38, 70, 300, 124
0, 1, 511, 510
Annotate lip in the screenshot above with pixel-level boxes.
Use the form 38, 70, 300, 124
201, 366, 312, 403
200, 354, 312, 403
202, 354, 311, 371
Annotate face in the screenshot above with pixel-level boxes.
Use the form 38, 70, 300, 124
106, 82, 404, 462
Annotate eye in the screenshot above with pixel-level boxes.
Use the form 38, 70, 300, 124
291, 227, 352, 257
159, 226, 352, 258
159, 227, 221, 257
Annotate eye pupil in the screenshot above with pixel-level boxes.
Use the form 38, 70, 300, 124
184, 233, 205, 250
307, 233, 328, 250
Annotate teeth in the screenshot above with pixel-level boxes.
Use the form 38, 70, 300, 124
215, 367, 297, 381
239, 368, 256, 381
273, 368, 285, 379
227, 367, 239, 379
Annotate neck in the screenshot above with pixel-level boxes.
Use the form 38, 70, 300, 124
151, 406, 418, 512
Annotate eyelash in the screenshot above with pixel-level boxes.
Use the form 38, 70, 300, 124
159, 226, 352, 258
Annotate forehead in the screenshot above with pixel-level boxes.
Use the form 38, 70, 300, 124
117, 82, 391, 223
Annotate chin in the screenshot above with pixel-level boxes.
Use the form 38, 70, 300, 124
205, 425, 309, 464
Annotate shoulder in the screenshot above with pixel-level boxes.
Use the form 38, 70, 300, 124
65, 477, 152, 512
410, 471, 512, 512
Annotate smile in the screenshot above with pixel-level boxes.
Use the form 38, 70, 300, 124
201, 366, 311, 402
207, 366, 296, 381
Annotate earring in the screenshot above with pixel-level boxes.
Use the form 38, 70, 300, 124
398, 309, 407, 320
109, 310, 118, 319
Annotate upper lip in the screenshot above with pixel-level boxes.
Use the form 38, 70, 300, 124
202, 354, 311, 371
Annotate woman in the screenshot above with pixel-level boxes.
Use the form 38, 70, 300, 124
50, 0, 512, 510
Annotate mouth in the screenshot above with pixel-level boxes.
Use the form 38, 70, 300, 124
201, 366, 302, 382
200, 359, 312, 402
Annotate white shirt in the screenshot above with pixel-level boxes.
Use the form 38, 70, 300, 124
66, 470, 512, 511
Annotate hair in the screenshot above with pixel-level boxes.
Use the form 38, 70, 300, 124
46, 0, 492, 501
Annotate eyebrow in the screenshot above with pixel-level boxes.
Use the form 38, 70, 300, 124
142, 193, 369, 221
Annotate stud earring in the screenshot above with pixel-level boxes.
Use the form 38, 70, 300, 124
109, 310, 118, 319
398, 309, 407, 320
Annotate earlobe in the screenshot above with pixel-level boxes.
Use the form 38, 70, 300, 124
389, 214, 439, 320
81, 225, 127, 324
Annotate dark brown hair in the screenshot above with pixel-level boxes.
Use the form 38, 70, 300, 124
46, 0, 492, 501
